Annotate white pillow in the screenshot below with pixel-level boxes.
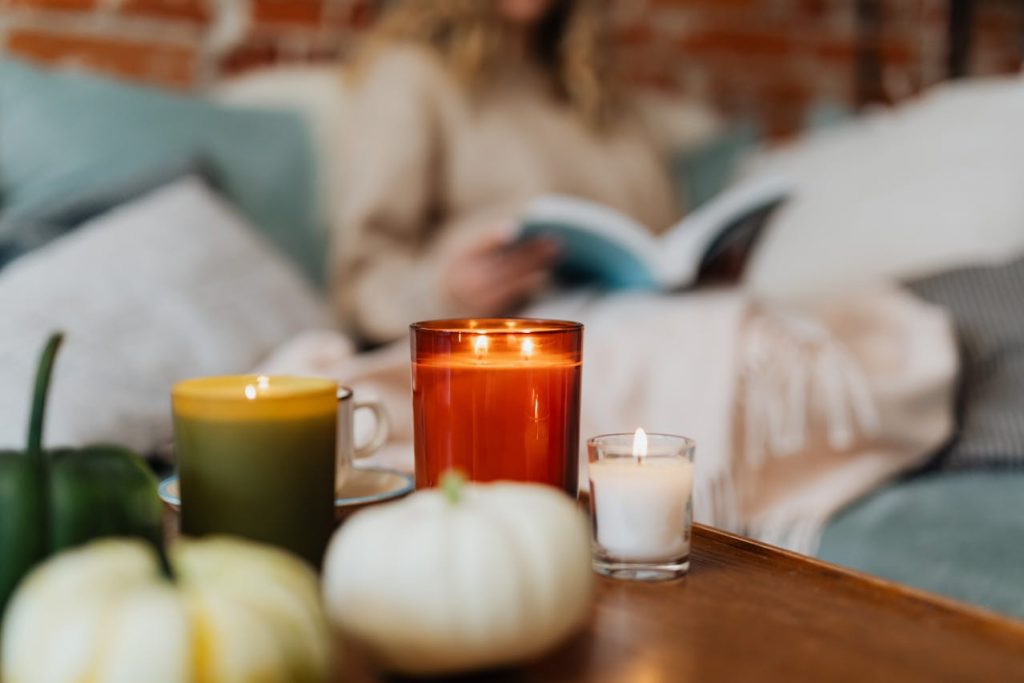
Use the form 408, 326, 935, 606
743, 75, 1024, 302
0, 177, 331, 452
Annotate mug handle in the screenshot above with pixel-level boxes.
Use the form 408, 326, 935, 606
353, 400, 390, 459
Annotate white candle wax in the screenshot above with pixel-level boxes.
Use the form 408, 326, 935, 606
589, 458, 693, 562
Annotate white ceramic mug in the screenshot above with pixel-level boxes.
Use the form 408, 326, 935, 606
336, 387, 389, 490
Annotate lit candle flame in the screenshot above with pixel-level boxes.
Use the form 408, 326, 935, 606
244, 384, 257, 400
473, 334, 489, 357
521, 337, 535, 359
632, 427, 648, 464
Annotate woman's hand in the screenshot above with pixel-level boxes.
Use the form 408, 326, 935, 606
444, 231, 560, 316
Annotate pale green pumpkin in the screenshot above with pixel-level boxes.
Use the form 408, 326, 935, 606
2, 537, 333, 683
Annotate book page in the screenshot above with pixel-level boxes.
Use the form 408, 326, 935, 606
521, 195, 663, 285
657, 175, 792, 287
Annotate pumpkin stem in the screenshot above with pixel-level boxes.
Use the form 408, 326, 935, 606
27, 332, 63, 457
156, 542, 176, 582
441, 470, 467, 505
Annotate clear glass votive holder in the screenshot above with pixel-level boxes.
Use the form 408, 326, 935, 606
587, 432, 695, 581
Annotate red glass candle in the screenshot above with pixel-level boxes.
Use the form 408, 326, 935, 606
411, 319, 583, 494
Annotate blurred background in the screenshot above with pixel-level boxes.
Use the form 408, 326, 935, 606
2, 0, 1024, 622
2, 0, 1022, 135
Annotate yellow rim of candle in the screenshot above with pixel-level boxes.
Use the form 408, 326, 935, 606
172, 375, 338, 421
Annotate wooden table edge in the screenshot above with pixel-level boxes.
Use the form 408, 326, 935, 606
693, 523, 1024, 632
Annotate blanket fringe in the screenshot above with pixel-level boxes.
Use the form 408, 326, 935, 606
693, 470, 742, 534
743, 311, 880, 465
697, 309, 882, 553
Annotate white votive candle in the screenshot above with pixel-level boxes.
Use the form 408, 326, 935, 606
590, 457, 693, 562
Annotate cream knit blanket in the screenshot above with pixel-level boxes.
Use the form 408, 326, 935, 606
260, 286, 955, 555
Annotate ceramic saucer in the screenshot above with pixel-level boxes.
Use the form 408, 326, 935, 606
158, 467, 414, 514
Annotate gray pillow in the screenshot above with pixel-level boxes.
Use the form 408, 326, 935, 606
0, 176, 330, 454
908, 257, 1024, 469
0, 59, 324, 284
0, 156, 209, 269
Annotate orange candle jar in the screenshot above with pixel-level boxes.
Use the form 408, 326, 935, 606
411, 319, 583, 494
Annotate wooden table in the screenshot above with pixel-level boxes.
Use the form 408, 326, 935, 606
345, 524, 1024, 682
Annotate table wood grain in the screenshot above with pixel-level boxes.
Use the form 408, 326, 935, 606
341, 524, 1024, 683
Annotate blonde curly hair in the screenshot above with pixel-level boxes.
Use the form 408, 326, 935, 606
356, 0, 616, 127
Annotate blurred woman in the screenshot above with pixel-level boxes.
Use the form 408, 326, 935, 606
332, 0, 678, 343
324, 1, 957, 554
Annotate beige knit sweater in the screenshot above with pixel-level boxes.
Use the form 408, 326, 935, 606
331, 44, 680, 343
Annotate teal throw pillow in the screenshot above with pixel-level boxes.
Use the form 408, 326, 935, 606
0, 58, 324, 284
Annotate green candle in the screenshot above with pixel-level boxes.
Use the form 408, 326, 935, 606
173, 375, 337, 566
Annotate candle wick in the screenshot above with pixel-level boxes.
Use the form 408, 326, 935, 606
632, 428, 648, 465
473, 334, 489, 358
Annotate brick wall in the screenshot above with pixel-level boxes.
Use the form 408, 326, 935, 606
2, 0, 1021, 135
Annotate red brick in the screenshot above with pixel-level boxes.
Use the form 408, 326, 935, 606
648, 0, 758, 9
120, 0, 210, 23
792, 0, 830, 19
614, 23, 655, 46
5, 28, 198, 88
320, 0, 377, 30
877, 36, 917, 66
758, 80, 814, 105
814, 37, 858, 63
4, 0, 1022, 139
218, 38, 281, 75
4, 0, 96, 10
762, 106, 806, 138
250, 0, 323, 26
344, 0, 376, 29
679, 28, 797, 58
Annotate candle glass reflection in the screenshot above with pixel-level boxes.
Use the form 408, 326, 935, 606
588, 431, 695, 581
411, 318, 583, 494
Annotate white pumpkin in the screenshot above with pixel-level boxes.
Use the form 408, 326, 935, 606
1, 537, 332, 683
323, 474, 593, 675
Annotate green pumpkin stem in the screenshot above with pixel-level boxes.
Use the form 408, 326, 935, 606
156, 544, 176, 581
27, 333, 64, 457
441, 470, 466, 505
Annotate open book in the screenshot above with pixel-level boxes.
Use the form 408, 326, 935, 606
517, 175, 791, 291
